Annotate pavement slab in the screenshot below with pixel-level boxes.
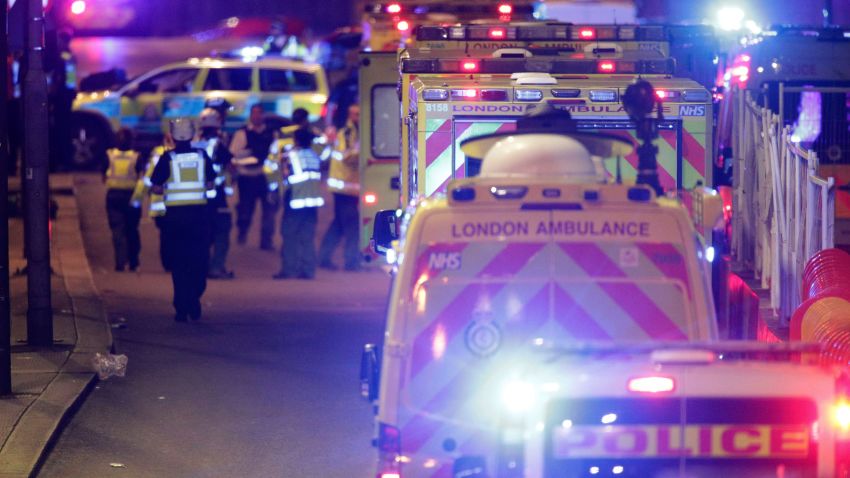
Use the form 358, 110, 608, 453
0, 174, 111, 478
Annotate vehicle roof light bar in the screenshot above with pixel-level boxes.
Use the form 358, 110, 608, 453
401, 57, 675, 75
416, 24, 679, 42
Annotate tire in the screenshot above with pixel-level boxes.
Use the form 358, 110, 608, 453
70, 114, 111, 170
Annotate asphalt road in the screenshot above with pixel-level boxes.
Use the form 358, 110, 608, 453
38, 174, 390, 477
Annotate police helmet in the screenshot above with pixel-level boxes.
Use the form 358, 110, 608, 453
199, 108, 223, 129
170, 117, 196, 142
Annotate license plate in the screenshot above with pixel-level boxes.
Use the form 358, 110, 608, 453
552, 424, 810, 459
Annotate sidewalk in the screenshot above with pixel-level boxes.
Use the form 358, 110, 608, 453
0, 174, 112, 478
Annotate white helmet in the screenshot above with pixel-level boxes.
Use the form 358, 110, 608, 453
170, 117, 196, 142
199, 108, 223, 129
479, 134, 606, 182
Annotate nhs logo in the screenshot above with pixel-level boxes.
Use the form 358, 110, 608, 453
429, 252, 462, 271
679, 105, 706, 117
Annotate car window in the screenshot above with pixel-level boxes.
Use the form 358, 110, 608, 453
137, 68, 199, 94
203, 68, 253, 91
259, 69, 317, 92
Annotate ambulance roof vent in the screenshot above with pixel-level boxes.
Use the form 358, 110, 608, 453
479, 134, 606, 182
511, 72, 557, 85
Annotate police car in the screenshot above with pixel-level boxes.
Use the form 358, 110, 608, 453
359, 110, 850, 477
71, 57, 328, 169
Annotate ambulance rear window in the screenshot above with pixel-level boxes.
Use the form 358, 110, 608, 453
371, 85, 401, 158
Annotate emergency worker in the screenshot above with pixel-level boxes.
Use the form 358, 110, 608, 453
265, 108, 329, 240
319, 104, 361, 271
103, 128, 143, 271
150, 118, 216, 322
193, 108, 235, 280
132, 141, 171, 271
273, 127, 324, 279
229, 104, 277, 250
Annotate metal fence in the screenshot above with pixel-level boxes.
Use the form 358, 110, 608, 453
732, 88, 836, 324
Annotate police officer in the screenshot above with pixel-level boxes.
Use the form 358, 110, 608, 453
193, 108, 235, 280
319, 104, 361, 271
150, 118, 216, 322
273, 127, 325, 279
229, 104, 277, 250
104, 128, 143, 271
132, 141, 171, 271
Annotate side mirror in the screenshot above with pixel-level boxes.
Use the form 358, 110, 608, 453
360, 344, 380, 402
371, 209, 398, 256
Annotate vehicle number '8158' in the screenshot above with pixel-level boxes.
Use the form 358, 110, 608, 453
426, 103, 449, 112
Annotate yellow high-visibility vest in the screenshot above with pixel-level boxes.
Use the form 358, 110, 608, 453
105, 149, 140, 190
164, 151, 208, 207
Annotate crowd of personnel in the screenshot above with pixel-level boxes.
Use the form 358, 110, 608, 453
101, 102, 362, 322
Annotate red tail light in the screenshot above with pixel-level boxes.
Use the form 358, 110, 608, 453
597, 60, 616, 73
462, 60, 479, 72
497, 3, 512, 14
579, 27, 596, 39
628, 376, 675, 394
386, 3, 401, 14
364, 193, 378, 205
489, 27, 506, 39
396, 20, 410, 32
378, 474, 400, 478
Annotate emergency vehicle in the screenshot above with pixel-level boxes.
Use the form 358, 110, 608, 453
359, 22, 715, 255
360, 1, 540, 52
71, 57, 328, 168
716, 26, 850, 247
360, 115, 850, 478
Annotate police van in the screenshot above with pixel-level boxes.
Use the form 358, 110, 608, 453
360, 113, 850, 478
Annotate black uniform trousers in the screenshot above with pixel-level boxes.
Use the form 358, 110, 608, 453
236, 175, 278, 247
318, 193, 360, 269
162, 205, 211, 317
209, 210, 232, 274
280, 199, 318, 278
105, 188, 141, 270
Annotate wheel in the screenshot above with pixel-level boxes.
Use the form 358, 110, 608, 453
70, 114, 111, 170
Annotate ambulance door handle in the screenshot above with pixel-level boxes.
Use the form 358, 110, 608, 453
390, 176, 400, 190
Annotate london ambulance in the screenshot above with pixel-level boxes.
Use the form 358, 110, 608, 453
359, 120, 850, 478
359, 23, 714, 255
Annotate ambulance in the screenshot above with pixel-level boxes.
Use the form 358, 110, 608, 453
361, 1, 540, 52
359, 22, 715, 255
360, 111, 850, 478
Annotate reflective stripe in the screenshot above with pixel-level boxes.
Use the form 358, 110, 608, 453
268, 182, 280, 192
165, 191, 207, 202
150, 201, 166, 212
106, 149, 139, 189
214, 175, 226, 186
331, 151, 344, 161
224, 186, 234, 196
288, 171, 322, 184
205, 189, 218, 199
167, 181, 205, 190
143, 177, 152, 187
289, 197, 325, 209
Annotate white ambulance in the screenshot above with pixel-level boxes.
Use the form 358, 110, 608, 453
360, 111, 850, 478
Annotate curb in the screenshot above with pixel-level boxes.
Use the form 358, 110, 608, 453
0, 176, 113, 478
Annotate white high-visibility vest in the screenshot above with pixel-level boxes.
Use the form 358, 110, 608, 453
164, 151, 207, 207
287, 149, 324, 209
105, 149, 140, 190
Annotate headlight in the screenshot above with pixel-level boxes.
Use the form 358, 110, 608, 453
501, 381, 536, 414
